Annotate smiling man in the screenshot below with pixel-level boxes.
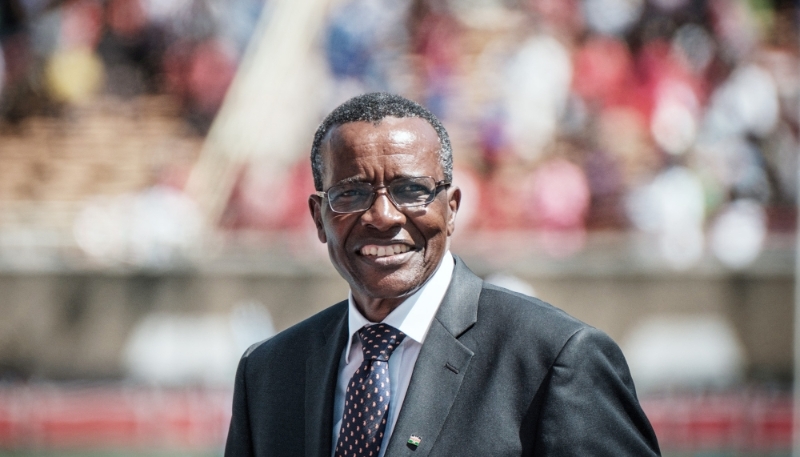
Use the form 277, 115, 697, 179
225, 93, 661, 457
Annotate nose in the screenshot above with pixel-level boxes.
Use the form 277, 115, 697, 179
360, 189, 405, 231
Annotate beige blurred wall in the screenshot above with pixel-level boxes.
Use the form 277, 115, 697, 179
0, 256, 791, 382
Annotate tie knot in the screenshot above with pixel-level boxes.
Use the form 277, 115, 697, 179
357, 323, 406, 361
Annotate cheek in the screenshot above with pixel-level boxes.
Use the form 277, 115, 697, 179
324, 215, 357, 250
416, 212, 450, 249
325, 228, 347, 251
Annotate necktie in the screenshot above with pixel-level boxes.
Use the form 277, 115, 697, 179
335, 323, 406, 457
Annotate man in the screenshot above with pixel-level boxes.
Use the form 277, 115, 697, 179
225, 93, 660, 456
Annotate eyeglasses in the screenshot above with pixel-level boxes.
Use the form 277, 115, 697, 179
316, 176, 450, 214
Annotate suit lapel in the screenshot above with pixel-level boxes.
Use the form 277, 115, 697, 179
305, 303, 349, 457
384, 257, 483, 457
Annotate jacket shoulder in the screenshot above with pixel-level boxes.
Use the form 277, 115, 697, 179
479, 282, 589, 336
243, 300, 348, 362
471, 281, 608, 368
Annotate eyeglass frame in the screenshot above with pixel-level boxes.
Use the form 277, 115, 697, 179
315, 176, 451, 214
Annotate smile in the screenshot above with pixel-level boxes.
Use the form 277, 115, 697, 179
359, 244, 411, 257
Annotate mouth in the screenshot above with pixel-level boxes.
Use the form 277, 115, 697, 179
359, 243, 413, 258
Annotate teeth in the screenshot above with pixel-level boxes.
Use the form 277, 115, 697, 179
361, 244, 410, 257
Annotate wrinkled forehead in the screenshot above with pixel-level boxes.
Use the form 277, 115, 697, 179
320, 116, 441, 164
317, 117, 443, 189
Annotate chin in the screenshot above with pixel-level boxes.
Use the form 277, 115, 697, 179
357, 272, 424, 301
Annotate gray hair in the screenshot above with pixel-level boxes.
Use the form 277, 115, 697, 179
310, 92, 453, 191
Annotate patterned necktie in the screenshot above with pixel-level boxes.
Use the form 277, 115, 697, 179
335, 323, 406, 457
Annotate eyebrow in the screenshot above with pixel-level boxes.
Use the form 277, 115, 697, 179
332, 174, 419, 187
332, 176, 367, 186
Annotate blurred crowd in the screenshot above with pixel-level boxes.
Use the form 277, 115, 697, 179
0, 0, 262, 131
302, 0, 799, 269
1, 0, 799, 270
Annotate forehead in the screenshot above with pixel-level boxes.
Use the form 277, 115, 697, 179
320, 116, 442, 183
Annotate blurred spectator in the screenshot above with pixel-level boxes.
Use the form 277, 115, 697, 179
323, 0, 413, 107
0, 0, 264, 131
622, 314, 746, 392
73, 185, 203, 266
123, 300, 275, 386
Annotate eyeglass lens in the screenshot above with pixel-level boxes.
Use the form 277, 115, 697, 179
326, 177, 440, 213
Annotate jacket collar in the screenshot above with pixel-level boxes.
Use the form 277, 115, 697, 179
304, 301, 348, 457
383, 255, 483, 457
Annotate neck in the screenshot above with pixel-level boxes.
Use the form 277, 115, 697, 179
351, 293, 404, 323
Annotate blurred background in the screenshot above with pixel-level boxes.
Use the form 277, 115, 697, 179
0, 0, 797, 455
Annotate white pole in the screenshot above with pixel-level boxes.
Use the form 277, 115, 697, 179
185, 0, 333, 227
793, 96, 800, 457
793, 5, 800, 452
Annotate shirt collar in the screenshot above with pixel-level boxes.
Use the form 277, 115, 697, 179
345, 251, 455, 363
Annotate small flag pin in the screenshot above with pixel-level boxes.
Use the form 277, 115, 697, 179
407, 435, 421, 447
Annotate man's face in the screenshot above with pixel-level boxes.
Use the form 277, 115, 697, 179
309, 116, 460, 312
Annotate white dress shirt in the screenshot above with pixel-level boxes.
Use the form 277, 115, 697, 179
331, 252, 455, 457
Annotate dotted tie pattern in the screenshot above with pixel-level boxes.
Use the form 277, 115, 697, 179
334, 324, 406, 457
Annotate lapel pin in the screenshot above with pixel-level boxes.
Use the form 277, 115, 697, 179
407, 434, 421, 448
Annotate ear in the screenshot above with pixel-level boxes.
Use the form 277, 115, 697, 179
308, 194, 327, 243
446, 185, 461, 237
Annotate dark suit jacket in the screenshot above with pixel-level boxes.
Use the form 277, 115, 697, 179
225, 256, 661, 456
